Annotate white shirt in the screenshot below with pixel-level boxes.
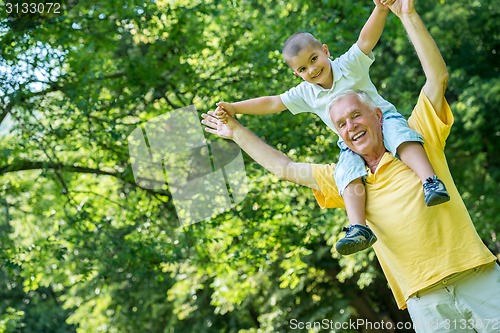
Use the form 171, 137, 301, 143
280, 43, 396, 134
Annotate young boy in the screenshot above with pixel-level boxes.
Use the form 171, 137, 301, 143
215, 1, 450, 255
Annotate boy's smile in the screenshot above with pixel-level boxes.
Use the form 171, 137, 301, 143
288, 44, 334, 89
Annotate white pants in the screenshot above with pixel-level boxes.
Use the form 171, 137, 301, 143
406, 262, 500, 333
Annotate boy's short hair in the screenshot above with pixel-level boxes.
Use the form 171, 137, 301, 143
282, 32, 323, 64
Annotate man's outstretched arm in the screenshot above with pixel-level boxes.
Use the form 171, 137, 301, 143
389, 0, 449, 119
201, 111, 319, 190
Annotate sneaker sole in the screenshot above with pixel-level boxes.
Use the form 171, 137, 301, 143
426, 194, 450, 207
335, 237, 377, 255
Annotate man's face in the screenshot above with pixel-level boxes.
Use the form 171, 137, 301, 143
330, 94, 384, 156
287, 44, 333, 88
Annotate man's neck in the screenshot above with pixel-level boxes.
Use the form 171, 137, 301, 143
363, 149, 387, 173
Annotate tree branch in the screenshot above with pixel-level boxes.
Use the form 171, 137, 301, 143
0, 159, 171, 200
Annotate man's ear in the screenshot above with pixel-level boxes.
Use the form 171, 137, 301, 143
375, 108, 383, 124
322, 44, 330, 57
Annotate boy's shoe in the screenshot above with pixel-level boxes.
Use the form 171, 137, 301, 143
335, 224, 377, 255
423, 175, 450, 206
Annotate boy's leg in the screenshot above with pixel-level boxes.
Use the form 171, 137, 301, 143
397, 141, 434, 182
342, 178, 367, 227
335, 178, 377, 255
382, 111, 450, 206
397, 142, 450, 206
334, 143, 376, 255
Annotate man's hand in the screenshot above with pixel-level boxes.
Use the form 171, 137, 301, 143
387, 0, 416, 17
201, 110, 238, 140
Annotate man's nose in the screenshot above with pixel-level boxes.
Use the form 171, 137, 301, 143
346, 119, 357, 131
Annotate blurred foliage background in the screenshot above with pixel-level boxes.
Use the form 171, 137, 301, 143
0, 0, 498, 332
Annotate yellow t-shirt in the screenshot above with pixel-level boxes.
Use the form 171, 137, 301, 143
312, 91, 496, 309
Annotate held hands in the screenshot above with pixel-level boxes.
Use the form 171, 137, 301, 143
201, 110, 238, 140
386, 0, 416, 17
215, 101, 236, 124
374, 0, 416, 17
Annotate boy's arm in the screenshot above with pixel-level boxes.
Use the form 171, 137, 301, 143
356, 0, 391, 55
217, 95, 287, 117
201, 111, 319, 190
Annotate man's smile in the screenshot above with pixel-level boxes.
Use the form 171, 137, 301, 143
352, 131, 366, 141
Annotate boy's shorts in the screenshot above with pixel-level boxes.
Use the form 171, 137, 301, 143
334, 110, 423, 195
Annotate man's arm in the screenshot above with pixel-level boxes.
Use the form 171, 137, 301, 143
357, 0, 390, 55
390, 0, 449, 120
201, 111, 319, 190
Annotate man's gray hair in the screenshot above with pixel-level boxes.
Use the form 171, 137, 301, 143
329, 89, 377, 113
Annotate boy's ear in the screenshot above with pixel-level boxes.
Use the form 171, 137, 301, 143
293, 70, 299, 77
322, 44, 330, 57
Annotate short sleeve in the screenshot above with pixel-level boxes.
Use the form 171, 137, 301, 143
311, 164, 345, 209
407, 90, 454, 150
280, 83, 314, 115
335, 43, 374, 77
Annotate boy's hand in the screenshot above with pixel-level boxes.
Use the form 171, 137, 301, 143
373, 0, 390, 11
201, 111, 237, 140
215, 101, 236, 123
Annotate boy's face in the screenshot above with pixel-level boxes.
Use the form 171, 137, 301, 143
288, 44, 333, 89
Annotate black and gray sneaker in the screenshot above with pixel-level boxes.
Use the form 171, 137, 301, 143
423, 175, 450, 206
335, 224, 377, 255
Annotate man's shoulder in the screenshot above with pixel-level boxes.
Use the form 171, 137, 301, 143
408, 90, 453, 149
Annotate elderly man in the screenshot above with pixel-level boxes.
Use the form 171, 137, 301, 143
202, 0, 499, 331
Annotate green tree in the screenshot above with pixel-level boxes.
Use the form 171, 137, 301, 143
0, 0, 497, 332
